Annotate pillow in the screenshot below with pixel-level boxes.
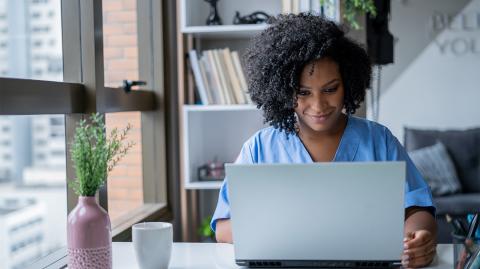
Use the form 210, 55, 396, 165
404, 127, 480, 193
408, 142, 462, 196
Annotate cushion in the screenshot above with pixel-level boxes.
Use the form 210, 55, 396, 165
434, 193, 480, 215
408, 142, 462, 196
404, 127, 480, 193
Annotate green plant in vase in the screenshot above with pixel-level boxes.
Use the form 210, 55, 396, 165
67, 113, 134, 269
69, 113, 135, 196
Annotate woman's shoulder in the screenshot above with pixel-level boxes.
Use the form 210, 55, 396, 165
349, 115, 389, 133
245, 126, 288, 146
240, 126, 294, 163
348, 115, 395, 142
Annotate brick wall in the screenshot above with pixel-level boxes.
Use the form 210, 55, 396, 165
103, 0, 143, 222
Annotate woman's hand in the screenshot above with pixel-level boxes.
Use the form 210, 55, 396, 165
402, 230, 436, 268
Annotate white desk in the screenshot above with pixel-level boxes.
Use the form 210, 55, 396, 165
113, 242, 453, 269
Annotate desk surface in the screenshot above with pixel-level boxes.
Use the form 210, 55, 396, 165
113, 242, 453, 269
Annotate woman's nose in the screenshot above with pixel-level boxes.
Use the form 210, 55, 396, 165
310, 94, 328, 111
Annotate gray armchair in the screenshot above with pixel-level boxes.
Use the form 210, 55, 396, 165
404, 127, 480, 243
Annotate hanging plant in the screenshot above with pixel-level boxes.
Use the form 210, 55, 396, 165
320, 0, 377, 29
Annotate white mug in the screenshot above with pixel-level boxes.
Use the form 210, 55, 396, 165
132, 222, 173, 269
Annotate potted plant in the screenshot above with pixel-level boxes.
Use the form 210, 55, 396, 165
67, 113, 134, 269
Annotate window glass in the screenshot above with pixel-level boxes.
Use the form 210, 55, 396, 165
106, 112, 144, 222
0, 115, 66, 269
102, 0, 144, 223
103, 0, 139, 88
0, 0, 63, 81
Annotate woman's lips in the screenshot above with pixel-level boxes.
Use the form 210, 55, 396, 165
308, 112, 332, 123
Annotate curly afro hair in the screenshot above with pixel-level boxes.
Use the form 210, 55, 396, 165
245, 13, 372, 135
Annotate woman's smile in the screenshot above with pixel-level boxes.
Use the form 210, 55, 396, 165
306, 111, 332, 124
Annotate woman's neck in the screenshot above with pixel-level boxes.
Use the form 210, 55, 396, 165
297, 113, 348, 143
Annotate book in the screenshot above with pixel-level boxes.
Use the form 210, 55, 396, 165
188, 50, 209, 105
222, 48, 246, 104
198, 58, 213, 104
199, 54, 220, 104
282, 0, 321, 15
231, 51, 251, 104
205, 50, 227, 104
282, 0, 293, 14
212, 49, 234, 104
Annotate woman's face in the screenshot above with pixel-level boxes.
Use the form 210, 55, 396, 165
294, 58, 345, 135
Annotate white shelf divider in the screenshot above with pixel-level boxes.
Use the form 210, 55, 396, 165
182, 24, 268, 38
183, 104, 258, 112
184, 181, 223, 190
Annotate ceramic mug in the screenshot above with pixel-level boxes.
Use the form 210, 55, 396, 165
132, 222, 173, 269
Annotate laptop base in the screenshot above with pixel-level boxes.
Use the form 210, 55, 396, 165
237, 259, 402, 268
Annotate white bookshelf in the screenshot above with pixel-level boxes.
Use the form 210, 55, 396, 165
182, 105, 265, 189
178, 0, 283, 190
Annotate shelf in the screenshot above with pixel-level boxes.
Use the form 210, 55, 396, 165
184, 181, 222, 190
181, 24, 268, 39
183, 104, 258, 112
179, 0, 280, 191
182, 106, 265, 190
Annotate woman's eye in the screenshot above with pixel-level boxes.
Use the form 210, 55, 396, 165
323, 87, 338, 93
297, 90, 310, 96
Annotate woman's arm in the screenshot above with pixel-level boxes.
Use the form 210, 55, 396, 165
402, 207, 437, 268
215, 219, 233, 243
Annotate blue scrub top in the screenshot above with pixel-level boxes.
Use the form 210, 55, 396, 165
211, 115, 435, 232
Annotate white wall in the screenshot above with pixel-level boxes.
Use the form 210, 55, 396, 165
370, 0, 480, 143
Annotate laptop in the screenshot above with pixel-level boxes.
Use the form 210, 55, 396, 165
226, 162, 405, 268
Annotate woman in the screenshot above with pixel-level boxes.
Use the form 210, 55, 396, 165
211, 13, 437, 268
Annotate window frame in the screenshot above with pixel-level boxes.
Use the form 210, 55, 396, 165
0, 0, 174, 268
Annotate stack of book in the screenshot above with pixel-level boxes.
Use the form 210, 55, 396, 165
188, 48, 252, 105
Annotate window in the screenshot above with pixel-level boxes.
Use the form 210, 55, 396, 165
35, 140, 46, 146
31, 0, 49, 4
1, 0, 170, 268
49, 117, 62, 126
31, 12, 41, 19
0, 115, 67, 269
0, 0, 62, 81
102, 0, 145, 224
47, 58, 62, 74
32, 40, 43, 47
31, 26, 51, 33
106, 112, 143, 221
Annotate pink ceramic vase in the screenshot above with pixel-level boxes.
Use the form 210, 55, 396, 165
67, 196, 112, 269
